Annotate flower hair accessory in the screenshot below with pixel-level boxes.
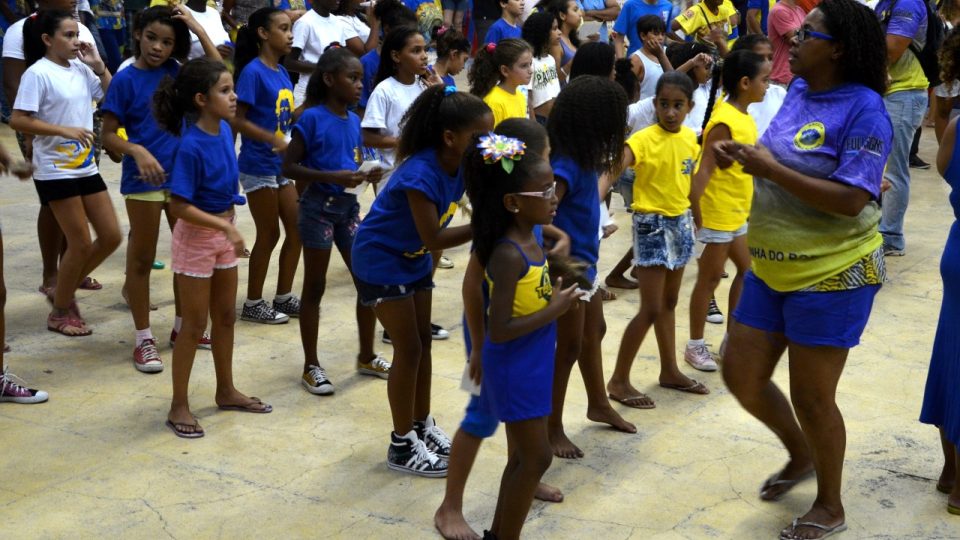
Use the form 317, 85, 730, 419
436, 25, 448, 35
485, 42, 496, 53
478, 133, 525, 174
443, 85, 457, 96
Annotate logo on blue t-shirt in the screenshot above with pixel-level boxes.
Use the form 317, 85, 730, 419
794, 121, 826, 151
275, 88, 295, 138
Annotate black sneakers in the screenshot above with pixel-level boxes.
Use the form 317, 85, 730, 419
387, 430, 448, 478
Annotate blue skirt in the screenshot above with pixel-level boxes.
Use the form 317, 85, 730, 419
920, 221, 960, 446
480, 322, 556, 423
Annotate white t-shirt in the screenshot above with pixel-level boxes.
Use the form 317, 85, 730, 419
2, 18, 96, 60
685, 83, 713, 136
13, 58, 103, 180
361, 76, 426, 168
747, 83, 786, 138
627, 97, 656, 135
292, 9, 359, 105
185, 5, 230, 60
338, 14, 371, 43
530, 55, 560, 110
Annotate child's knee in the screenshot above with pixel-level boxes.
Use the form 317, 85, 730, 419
301, 278, 326, 302
212, 306, 236, 327
257, 223, 282, 247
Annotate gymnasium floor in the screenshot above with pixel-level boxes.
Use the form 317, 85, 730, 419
1, 124, 957, 539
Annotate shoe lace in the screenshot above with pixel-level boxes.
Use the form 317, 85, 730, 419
308, 365, 328, 383
139, 340, 161, 362
425, 424, 451, 449
411, 438, 440, 467
371, 356, 391, 370
1, 368, 28, 395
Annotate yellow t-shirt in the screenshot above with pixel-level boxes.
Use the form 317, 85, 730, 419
675, 0, 738, 47
698, 100, 758, 231
483, 86, 528, 127
627, 124, 699, 217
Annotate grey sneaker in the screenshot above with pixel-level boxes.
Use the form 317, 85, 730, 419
273, 295, 301, 318
684, 343, 718, 372
241, 299, 289, 324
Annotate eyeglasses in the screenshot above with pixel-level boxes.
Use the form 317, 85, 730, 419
796, 27, 834, 43
513, 182, 557, 200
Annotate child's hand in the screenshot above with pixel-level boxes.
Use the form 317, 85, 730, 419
713, 140, 744, 170
172, 4, 200, 32
692, 52, 713, 69
365, 167, 385, 185
8, 161, 34, 180
546, 232, 571, 257
226, 225, 246, 256
707, 25, 726, 46
339, 171, 367, 188
423, 66, 443, 87
550, 277, 584, 314
77, 42, 106, 74
216, 43, 235, 59
272, 135, 289, 155
735, 143, 777, 179
60, 127, 96, 148
881, 179, 892, 193
468, 350, 483, 386
133, 148, 167, 186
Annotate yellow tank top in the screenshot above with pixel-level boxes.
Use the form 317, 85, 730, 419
699, 100, 758, 231
485, 241, 552, 317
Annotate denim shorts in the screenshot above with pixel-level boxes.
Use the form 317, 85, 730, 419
617, 168, 635, 209
632, 210, 695, 270
355, 273, 434, 307
697, 222, 748, 244
298, 191, 360, 251
733, 271, 880, 349
239, 172, 291, 193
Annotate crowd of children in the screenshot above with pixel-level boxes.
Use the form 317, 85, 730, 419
1, 0, 959, 538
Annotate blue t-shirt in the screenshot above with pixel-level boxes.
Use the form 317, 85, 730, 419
101, 59, 180, 194
236, 58, 295, 176
551, 154, 600, 280
170, 121, 241, 214
746, 0, 770, 34
612, 0, 674, 57
359, 48, 380, 108
352, 148, 464, 284
483, 18, 522, 44
293, 105, 363, 197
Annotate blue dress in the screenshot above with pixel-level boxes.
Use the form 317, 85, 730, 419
920, 130, 960, 446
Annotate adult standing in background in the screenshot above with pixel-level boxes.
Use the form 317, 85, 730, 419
875, 0, 928, 256
767, 0, 805, 87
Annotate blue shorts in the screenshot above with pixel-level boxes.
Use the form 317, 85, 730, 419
632, 210, 695, 270
461, 394, 499, 438
238, 172, 291, 193
355, 273, 434, 307
441, 0, 468, 10
733, 271, 880, 349
298, 191, 360, 251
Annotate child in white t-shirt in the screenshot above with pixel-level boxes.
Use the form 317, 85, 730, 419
10, 10, 122, 337
522, 11, 561, 124
182, 0, 232, 60
285, 0, 364, 106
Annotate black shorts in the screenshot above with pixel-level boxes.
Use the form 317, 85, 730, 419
34, 174, 108, 206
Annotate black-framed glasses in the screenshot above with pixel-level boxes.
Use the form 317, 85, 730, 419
797, 27, 834, 43
513, 182, 557, 199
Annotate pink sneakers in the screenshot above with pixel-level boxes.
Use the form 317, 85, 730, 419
133, 338, 163, 373
0, 370, 49, 404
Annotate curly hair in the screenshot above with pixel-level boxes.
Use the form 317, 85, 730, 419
396, 85, 492, 161
940, 26, 960, 85
468, 38, 533, 98
465, 120, 551, 266
153, 57, 229, 136
817, 0, 887, 95
522, 11, 556, 59
132, 6, 191, 62
547, 75, 626, 172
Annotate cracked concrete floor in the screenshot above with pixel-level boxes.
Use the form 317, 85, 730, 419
0, 124, 957, 539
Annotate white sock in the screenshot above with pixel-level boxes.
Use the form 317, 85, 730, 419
244, 298, 262, 307
174, 317, 182, 333
274, 293, 292, 302
135, 328, 153, 347
688, 338, 705, 348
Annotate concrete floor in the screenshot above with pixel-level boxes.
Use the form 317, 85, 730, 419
1, 123, 958, 539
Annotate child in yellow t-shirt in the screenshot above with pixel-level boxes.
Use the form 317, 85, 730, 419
606, 71, 705, 410
468, 38, 533, 126
671, 0, 739, 55
685, 49, 770, 371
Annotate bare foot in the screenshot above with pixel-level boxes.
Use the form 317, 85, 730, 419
587, 404, 637, 433
534, 482, 564, 502
549, 428, 584, 459
434, 503, 480, 540
604, 274, 639, 290
779, 504, 845, 540
759, 460, 815, 501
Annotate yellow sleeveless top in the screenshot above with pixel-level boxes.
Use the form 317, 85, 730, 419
485, 241, 552, 317
699, 100, 758, 231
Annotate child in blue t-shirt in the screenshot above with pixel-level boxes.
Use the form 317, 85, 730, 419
232, 7, 302, 326
483, 0, 523, 44
102, 5, 222, 375
429, 25, 470, 87
281, 47, 386, 395
351, 86, 493, 477
155, 58, 272, 439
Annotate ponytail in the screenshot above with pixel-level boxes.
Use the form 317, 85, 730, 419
700, 60, 722, 137
700, 49, 766, 136
234, 7, 283, 80
153, 57, 229, 136
24, 10, 73, 68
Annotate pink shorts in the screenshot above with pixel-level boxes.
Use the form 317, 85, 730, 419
171, 216, 239, 278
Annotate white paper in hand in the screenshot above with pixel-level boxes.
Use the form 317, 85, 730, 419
346, 160, 384, 195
